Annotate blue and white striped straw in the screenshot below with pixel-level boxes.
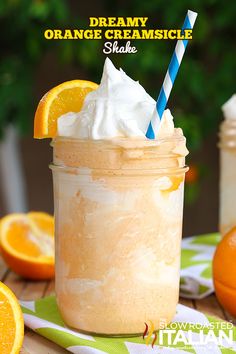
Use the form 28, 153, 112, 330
146, 10, 198, 139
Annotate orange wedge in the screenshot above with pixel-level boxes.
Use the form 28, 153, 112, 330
0, 212, 54, 280
34, 80, 98, 138
0, 281, 24, 354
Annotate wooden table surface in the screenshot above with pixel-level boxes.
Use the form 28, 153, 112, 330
0, 256, 234, 354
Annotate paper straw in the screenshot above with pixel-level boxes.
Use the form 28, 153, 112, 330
146, 10, 198, 139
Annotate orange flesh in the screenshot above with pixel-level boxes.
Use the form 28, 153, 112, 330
48, 86, 95, 136
6, 221, 41, 258
29, 215, 54, 236
0, 292, 15, 354
163, 176, 184, 194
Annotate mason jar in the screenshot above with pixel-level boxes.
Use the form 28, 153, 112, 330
50, 134, 188, 335
219, 119, 236, 236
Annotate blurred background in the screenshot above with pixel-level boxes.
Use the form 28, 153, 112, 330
0, 0, 235, 236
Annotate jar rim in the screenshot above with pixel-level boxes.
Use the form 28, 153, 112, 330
51, 133, 186, 148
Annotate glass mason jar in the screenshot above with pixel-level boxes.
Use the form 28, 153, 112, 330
50, 134, 188, 335
219, 119, 236, 236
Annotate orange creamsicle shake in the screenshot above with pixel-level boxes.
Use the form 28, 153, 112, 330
50, 58, 188, 335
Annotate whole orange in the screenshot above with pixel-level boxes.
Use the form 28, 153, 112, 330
213, 227, 236, 316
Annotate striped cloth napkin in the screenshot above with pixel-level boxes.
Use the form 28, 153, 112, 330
21, 295, 236, 354
180, 233, 220, 299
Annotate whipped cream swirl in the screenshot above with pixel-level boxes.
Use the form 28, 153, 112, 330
58, 58, 175, 140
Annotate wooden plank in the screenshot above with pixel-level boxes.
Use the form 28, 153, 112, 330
20, 280, 48, 301
179, 297, 194, 308
3, 271, 26, 298
20, 346, 31, 354
224, 311, 236, 325
0, 255, 8, 280
21, 331, 68, 354
2, 270, 49, 301
194, 294, 226, 320
44, 279, 55, 296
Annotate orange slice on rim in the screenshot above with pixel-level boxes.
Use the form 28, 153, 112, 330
34, 80, 98, 138
0, 281, 24, 354
0, 212, 54, 280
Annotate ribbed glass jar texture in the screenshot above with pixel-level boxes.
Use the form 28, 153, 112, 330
50, 135, 188, 335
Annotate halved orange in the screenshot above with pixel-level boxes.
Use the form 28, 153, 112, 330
0, 281, 24, 354
0, 212, 54, 280
34, 80, 98, 138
